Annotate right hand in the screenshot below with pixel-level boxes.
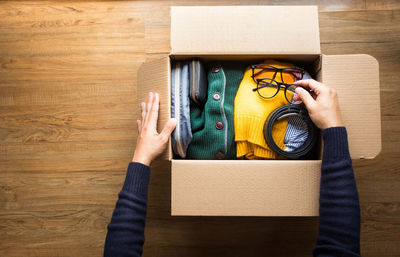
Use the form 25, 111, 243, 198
292, 79, 343, 130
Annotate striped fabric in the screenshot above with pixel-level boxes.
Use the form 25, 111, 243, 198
284, 115, 309, 152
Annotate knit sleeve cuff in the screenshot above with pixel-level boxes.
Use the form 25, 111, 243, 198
322, 127, 351, 160
122, 162, 150, 195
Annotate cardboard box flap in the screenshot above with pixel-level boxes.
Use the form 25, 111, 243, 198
170, 6, 321, 55
322, 54, 381, 159
137, 57, 172, 160
171, 160, 321, 216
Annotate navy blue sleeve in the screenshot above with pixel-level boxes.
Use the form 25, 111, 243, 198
313, 127, 361, 257
104, 162, 150, 257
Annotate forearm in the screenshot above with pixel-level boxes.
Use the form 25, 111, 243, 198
104, 162, 150, 257
313, 127, 361, 257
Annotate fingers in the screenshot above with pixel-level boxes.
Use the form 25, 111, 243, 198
143, 92, 154, 124
137, 119, 142, 133
148, 92, 160, 129
146, 92, 153, 113
141, 102, 146, 122
295, 87, 316, 110
292, 94, 302, 104
295, 79, 324, 96
160, 118, 177, 142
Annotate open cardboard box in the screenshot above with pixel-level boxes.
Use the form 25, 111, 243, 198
137, 6, 381, 216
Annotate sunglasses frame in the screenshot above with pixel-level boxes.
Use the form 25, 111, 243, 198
250, 64, 305, 83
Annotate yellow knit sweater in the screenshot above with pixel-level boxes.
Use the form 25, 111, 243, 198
234, 60, 296, 159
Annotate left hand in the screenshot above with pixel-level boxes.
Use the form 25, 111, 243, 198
132, 92, 177, 166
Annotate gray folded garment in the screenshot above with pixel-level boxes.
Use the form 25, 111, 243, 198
171, 62, 193, 158
189, 59, 208, 106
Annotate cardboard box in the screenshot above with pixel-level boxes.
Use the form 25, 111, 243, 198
137, 6, 381, 216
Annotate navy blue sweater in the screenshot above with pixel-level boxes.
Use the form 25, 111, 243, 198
104, 127, 361, 257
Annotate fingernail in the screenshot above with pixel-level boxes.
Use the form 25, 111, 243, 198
295, 87, 302, 93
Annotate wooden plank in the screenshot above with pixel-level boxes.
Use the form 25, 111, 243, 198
319, 10, 400, 44
366, 0, 400, 10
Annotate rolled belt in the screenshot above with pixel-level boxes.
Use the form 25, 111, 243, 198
263, 104, 318, 159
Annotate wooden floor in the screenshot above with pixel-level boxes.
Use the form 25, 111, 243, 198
1, 1, 399, 256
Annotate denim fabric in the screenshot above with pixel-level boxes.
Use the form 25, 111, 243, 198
171, 62, 192, 158
284, 71, 312, 152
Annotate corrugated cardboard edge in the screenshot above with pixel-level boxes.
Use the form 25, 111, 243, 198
171, 6, 321, 55
172, 160, 321, 216
137, 57, 172, 160
322, 54, 381, 159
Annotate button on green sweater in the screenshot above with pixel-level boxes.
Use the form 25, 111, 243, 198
187, 62, 245, 159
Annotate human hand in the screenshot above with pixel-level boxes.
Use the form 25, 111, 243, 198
292, 79, 343, 130
132, 92, 177, 166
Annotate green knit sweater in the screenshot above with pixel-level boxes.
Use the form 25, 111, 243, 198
187, 62, 245, 159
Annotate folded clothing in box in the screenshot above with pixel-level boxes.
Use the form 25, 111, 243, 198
189, 59, 208, 106
171, 62, 192, 158
187, 61, 246, 160
235, 59, 311, 159
171, 59, 313, 160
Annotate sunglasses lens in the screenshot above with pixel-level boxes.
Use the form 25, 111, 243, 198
253, 66, 276, 80
285, 69, 303, 81
258, 79, 280, 98
293, 71, 303, 80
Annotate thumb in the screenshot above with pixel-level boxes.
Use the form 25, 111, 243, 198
160, 118, 177, 140
295, 87, 316, 110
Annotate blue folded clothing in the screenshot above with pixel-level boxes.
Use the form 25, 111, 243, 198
171, 62, 192, 158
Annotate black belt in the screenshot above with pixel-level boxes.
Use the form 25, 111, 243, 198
263, 104, 318, 159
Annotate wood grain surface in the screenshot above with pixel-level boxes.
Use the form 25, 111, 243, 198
1, 1, 399, 256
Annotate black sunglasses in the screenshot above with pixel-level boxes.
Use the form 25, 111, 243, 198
251, 64, 305, 83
